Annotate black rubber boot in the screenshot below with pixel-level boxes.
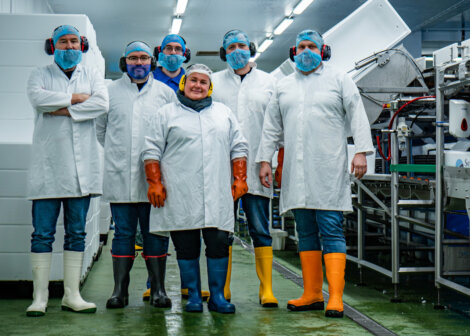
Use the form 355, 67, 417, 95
106, 256, 134, 309
145, 256, 172, 308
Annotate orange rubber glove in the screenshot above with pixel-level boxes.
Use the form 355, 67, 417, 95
274, 148, 284, 188
232, 159, 248, 201
145, 161, 166, 208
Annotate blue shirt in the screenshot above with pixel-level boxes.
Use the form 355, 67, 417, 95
153, 66, 185, 92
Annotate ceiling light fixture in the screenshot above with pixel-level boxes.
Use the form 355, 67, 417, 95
274, 18, 293, 35
258, 39, 273, 53
252, 52, 261, 61
175, 0, 188, 15
293, 0, 314, 15
171, 17, 182, 34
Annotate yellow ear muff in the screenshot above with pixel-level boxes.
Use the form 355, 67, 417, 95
207, 82, 213, 97
179, 75, 186, 92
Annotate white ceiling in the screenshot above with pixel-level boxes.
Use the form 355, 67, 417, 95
47, 0, 470, 78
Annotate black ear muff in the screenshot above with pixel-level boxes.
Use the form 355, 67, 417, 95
219, 46, 227, 62
289, 46, 296, 62
321, 44, 331, 61
183, 48, 191, 63
119, 57, 127, 72
44, 38, 54, 55
249, 42, 257, 57
153, 46, 161, 58
150, 56, 157, 71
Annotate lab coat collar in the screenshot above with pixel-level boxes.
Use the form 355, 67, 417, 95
294, 62, 325, 79
121, 71, 155, 93
52, 61, 83, 80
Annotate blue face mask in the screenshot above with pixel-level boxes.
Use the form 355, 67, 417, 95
126, 64, 151, 80
226, 49, 251, 70
54, 49, 82, 70
294, 49, 322, 72
158, 53, 186, 72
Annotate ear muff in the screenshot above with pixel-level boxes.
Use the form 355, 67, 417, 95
44, 35, 89, 55
289, 44, 331, 62
178, 74, 213, 97
219, 41, 257, 62
119, 56, 157, 73
179, 75, 186, 92
321, 44, 331, 61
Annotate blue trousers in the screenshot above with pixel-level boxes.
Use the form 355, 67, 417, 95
31, 196, 91, 253
110, 203, 169, 256
238, 194, 272, 247
291, 209, 346, 254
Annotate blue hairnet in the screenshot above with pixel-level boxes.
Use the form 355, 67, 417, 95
125, 41, 152, 57
223, 30, 250, 50
52, 25, 80, 46
161, 34, 186, 53
296, 29, 324, 49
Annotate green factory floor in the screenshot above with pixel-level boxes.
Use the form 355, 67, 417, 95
1, 233, 470, 336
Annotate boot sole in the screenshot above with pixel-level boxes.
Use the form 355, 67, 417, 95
26, 310, 46, 317
61, 305, 97, 313
259, 299, 278, 308
325, 309, 344, 318
287, 301, 324, 311
106, 296, 128, 309
182, 294, 209, 302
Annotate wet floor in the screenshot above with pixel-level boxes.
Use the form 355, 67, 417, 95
1, 233, 469, 335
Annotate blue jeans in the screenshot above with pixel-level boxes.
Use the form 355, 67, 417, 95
292, 209, 346, 254
240, 194, 272, 247
110, 203, 169, 256
31, 196, 91, 253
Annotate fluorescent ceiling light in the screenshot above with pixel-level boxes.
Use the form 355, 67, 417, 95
252, 53, 261, 61
258, 39, 273, 53
274, 18, 293, 35
293, 0, 314, 15
176, 0, 188, 15
171, 18, 182, 34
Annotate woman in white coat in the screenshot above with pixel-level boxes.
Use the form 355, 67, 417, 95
142, 64, 248, 313
257, 30, 374, 318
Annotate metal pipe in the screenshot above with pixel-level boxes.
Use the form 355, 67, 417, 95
357, 185, 364, 283
391, 111, 400, 286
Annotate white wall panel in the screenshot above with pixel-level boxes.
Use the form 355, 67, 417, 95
0, 93, 34, 120
0, 143, 31, 169
0, 170, 28, 197
0, 197, 31, 224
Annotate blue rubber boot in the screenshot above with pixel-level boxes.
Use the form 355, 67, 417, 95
207, 257, 235, 314
177, 258, 203, 312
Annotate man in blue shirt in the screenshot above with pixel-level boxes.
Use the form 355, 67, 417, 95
152, 34, 190, 91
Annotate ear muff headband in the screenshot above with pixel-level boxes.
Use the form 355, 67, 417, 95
44, 26, 89, 55
289, 44, 331, 62
154, 35, 191, 63
179, 75, 213, 97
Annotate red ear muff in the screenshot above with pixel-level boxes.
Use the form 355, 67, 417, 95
80, 36, 89, 53
289, 46, 296, 62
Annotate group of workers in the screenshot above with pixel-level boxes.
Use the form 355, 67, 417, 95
25, 24, 373, 319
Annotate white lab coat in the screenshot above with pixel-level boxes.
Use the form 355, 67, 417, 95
96, 74, 176, 203
212, 64, 276, 198
142, 100, 248, 233
26, 63, 109, 200
256, 64, 374, 214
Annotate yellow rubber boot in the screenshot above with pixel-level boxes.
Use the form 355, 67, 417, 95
181, 288, 210, 301
254, 246, 278, 307
223, 246, 232, 301
142, 288, 150, 301
287, 251, 324, 311
324, 252, 346, 318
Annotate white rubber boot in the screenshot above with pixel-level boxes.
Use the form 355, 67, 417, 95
26, 252, 52, 317
61, 251, 96, 313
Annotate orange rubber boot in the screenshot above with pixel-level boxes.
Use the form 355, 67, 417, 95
324, 253, 346, 318
287, 251, 324, 311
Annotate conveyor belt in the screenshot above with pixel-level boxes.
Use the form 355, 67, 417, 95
235, 237, 397, 336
